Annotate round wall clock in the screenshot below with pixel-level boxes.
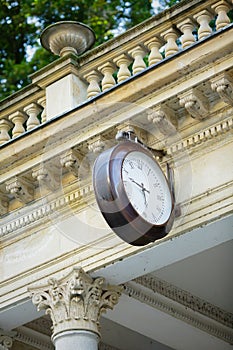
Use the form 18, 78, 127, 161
93, 140, 175, 246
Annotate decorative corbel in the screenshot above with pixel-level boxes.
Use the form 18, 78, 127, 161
6, 177, 34, 203
32, 162, 60, 192
88, 135, 105, 154
60, 149, 81, 178
178, 88, 209, 120
210, 72, 233, 106
147, 105, 178, 135
0, 191, 9, 216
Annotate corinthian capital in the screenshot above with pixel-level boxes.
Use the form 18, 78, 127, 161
29, 267, 122, 338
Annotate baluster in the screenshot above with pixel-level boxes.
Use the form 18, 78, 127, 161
84, 70, 102, 98
144, 37, 163, 66
24, 103, 42, 131
0, 119, 12, 144
113, 54, 132, 83
193, 10, 212, 40
177, 19, 196, 49
37, 96, 47, 123
98, 62, 116, 92
8, 111, 27, 138
161, 28, 179, 57
128, 45, 147, 75
211, 0, 231, 30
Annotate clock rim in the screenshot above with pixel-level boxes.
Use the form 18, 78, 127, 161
93, 140, 175, 246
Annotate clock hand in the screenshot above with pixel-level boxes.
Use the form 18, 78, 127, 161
142, 188, 148, 207
129, 177, 150, 193
141, 185, 150, 194
129, 177, 143, 188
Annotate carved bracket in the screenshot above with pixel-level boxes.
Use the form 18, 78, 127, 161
6, 177, 34, 203
210, 72, 233, 106
147, 104, 178, 135
88, 135, 105, 154
60, 149, 81, 178
179, 88, 209, 120
32, 163, 60, 192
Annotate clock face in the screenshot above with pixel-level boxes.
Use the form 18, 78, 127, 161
122, 151, 172, 225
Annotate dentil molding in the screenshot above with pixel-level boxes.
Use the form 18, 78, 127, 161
124, 274, 233, 344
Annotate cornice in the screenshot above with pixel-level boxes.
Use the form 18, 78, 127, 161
15, 326, 53, 350
166, 114, 233, 158
1, 176, 232, 246
0, 182, 94, 242
134, 274, 233, 328
124, 276, 233, 344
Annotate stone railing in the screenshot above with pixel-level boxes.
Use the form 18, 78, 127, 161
0, 94, 46, 145
0, 0, 232, 146
78, 0, 232, 97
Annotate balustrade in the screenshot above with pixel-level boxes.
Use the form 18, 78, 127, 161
0, 95, 46, 144
0, 0, 232, 146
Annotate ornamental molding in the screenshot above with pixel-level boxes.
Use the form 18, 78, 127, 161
15, 326, 53, 350
32, 162, 61, 192
147, 104, 177, 136
178, 88, 209, 120
211, 72, 233, 106
166, 114, 233, 156
1, 177, 232, 243
0, 182, 94, 240
0, 329, 16, 349
5, 176, 34, 204
0, 114, 232, 233
60, 149, 81, 178
134, 274, 233, 328
124, 278, 233, 344
29, 267, 122, 338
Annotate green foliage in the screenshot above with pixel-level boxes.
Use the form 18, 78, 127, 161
157, 0, 180, 11
0, 0, 154, 100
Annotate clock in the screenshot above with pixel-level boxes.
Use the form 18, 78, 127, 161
93, 140, 175, 246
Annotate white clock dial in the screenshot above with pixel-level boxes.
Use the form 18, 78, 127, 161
122, 151, 172, 225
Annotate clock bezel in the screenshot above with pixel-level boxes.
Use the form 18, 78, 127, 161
93, 140, 175, 246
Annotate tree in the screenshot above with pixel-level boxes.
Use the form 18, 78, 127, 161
0, 0, 155, 100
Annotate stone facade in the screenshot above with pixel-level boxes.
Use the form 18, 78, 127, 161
0, 0, 232, 349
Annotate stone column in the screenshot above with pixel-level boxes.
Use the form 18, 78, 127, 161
29, 267, 122, 350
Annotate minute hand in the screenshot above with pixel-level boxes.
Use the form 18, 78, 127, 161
129, 177, 150, 193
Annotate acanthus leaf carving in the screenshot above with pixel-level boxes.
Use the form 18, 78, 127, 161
147, 104, 178, 135
210, 72, 233, 106
32, 162, 61, 192
5, 177, 34, 204
88, 135, 105, 154
179, 88, 209, 120
60, 149, 81, 178
29, 267, 122, 337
